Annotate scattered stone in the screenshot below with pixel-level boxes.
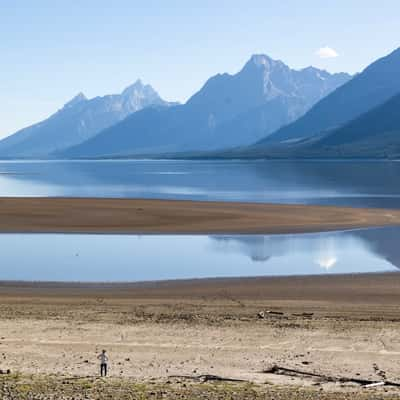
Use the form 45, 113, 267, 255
0, 369, 10, 375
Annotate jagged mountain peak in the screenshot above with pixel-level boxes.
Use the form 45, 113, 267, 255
0, 51, 352, 158
122, 79, 143, 92
121, 79, 157, 98
243, 54, 287, 72
258, 46, 400, 146
63, 92, 87, 108
300, 66, 327, 75
249, 54, 273, 65
63, 54, 351, 158
0, 80, 170, 157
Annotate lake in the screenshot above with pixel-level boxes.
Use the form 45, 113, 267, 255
1, 227, 399, 282
0, 159, 399, 282
0, 159, 400, 208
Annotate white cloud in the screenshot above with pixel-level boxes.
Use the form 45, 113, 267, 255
316, 46, 339, 59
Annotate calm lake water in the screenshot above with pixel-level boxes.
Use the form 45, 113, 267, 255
0, 159, 400, 208
1, 227, 399, 282
0, 159, 399, 282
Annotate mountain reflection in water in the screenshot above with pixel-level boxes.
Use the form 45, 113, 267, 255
1, 160, 400, 208
0, 227, 398, 282
211, 226, 400, 271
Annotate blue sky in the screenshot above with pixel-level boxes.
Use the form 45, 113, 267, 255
1, 0, 399, 138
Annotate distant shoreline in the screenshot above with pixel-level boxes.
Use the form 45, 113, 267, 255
0, 271, 399, 301
0, 271, 397, 292
0, 156, 400, 161
0, 197, 400, 234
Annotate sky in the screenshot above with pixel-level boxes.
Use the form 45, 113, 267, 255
1, 0, 399, 138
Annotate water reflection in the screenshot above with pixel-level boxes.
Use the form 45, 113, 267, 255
356, 227, 400, 268
0, 227, 398, 282
0, 160, 400, 207
211, 226, 400, 272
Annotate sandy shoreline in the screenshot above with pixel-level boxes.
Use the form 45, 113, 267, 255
1, 272, 400, 305
0, 197, 400, 234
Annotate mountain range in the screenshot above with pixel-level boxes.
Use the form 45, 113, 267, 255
198, 47, 400, 160
62, 55, 350, 157
252, 48, 400, 153
0, 55, 350, 158
1, 47, 400, 159
0, 80, 172, 157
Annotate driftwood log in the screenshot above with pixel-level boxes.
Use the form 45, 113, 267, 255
168, 374, 247, 383
263, 365, 400, 387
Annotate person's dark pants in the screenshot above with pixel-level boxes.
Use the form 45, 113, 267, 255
101, 363, 107, 377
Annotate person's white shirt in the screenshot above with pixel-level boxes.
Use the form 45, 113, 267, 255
98, 352, 108, 364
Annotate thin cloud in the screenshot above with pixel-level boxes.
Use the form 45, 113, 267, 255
316, 46, 339, 59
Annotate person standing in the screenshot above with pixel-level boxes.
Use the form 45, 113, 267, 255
97, 349, 109, 377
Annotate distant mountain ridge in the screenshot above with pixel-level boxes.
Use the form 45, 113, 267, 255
208, 87, 400, 160
61, 54, 351, 158
259, 47, 400, 145
0, 80, 171, 157
317, 93, 400, 146
305, 92, 400, 158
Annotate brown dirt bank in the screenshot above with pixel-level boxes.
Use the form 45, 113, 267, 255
0, 197, 400, 234
1, 273, 400, 321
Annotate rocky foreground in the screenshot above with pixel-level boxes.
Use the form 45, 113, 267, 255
1, 374, 399, 400
2, 274, 400, 399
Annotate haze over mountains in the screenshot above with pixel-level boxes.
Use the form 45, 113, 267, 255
307, 92, 400, 157
226, 90, 400, 159
202, 47, 400, 160
62, 55, 350, 157
0, 80, 171, 157
0, 55, 350, 158
258, 47, 400, 146
1, 47, 400, 159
